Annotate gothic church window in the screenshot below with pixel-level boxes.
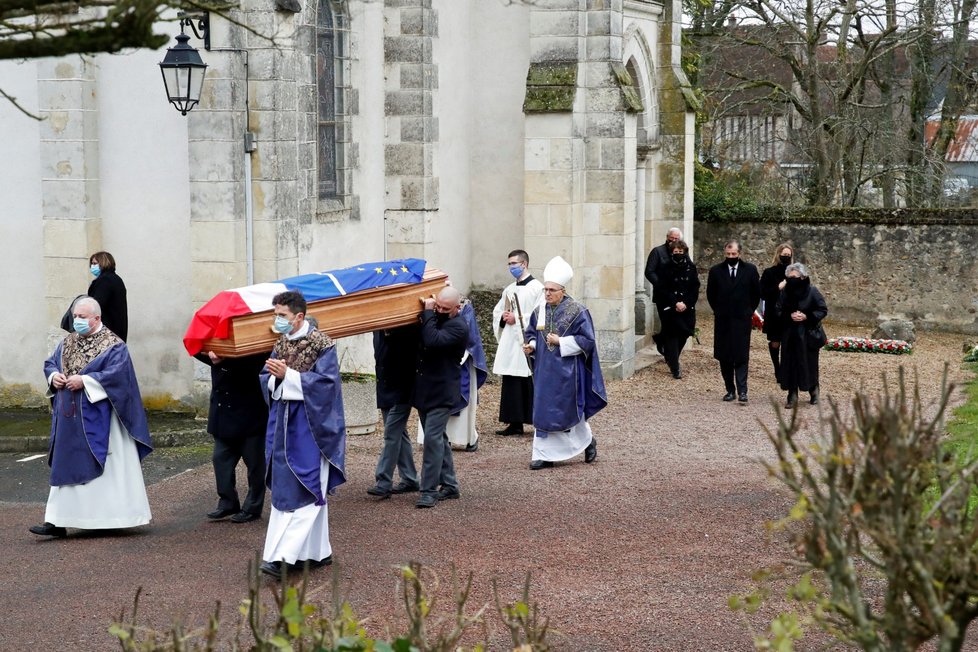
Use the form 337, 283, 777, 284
317, 1, 347, 200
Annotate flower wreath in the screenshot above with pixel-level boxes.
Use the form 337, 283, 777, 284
824, 336, 912, 355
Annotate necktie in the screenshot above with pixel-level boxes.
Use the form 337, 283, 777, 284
730, 266, 736, 279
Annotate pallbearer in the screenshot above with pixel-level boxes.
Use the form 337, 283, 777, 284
259, 291, 346, 580
522, 257, 607, 470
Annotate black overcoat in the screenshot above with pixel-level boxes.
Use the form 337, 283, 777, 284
373, 323, 420, 409
706, 261, 760, 364
194, 352, 269, 440
775, 283, 828, 392
88, 270, 128, 342
411, 310, 468, 411
657, 257, 700, 338
759, 263, 788, 342
643, 243, 671, 303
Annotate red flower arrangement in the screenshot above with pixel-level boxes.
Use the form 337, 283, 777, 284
752, 311, 764, 331
824, 336, 913, 355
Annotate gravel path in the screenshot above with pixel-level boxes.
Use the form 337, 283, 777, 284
0, 316, 972, 650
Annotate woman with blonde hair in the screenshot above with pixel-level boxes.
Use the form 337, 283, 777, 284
759, 242, 793, 381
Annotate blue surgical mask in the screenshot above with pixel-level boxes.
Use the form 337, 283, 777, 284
273, 315, 293, 334
509, 265, 524, 279
90, 264, 101, 278
73, 317, 91, 335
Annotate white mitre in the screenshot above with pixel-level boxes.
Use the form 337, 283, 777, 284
543, 255, 573, 287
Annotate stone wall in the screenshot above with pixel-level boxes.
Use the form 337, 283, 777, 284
695, 219, 978, 334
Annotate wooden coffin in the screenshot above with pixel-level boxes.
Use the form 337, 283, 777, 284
200, 268, 448, 357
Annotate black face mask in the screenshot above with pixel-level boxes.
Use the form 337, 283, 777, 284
726, 257, 740, 267
672, 254, 685, 264
779, 255, 792, 266
785, 277, 809, 296
435, 312, 450, 323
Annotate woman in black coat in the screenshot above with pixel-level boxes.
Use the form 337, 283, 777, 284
759, 242, 794, 382
87, 251, 128, 341
653, 239, 700, 379
775, 262, 827, 408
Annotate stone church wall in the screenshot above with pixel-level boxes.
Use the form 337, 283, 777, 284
695, 217, 978, 334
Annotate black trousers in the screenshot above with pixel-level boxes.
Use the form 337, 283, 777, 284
498, 375, 533, 425
213, 435, 266, 516
719, 360, 749, 395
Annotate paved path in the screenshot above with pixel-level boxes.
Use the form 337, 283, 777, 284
0, 323, 971, 650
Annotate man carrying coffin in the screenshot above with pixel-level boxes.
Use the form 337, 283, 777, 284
259, 291, 346, 580
522, 256, 607, 470
418, 297, 488, 452
31, 296, 153, 538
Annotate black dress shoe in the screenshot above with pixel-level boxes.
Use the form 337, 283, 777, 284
416, 494, 437, 508
29, 522, 67, 538
529, 460, 554, 470
391, 481, 420, 494
366, 485, 392, 498
738, 393, 749, 403
495, 424, 524, 436
722, 391, 736, 402
584, 437, 597, 464
207, 507, 238, 520
464, 440, 479, 452
436, 487, 460, 501
810, 385, 820, 405
229, 511, 260, 523
302, 555, 333, 569
259, 560, 282, 580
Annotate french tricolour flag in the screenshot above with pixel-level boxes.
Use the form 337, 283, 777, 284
183, 258, 427, 355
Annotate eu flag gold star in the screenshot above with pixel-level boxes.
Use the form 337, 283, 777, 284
374, 267, 383, 274
390, 268, 398, 275
400, 265, 409, 273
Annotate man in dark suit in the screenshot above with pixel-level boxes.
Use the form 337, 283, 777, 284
413, 286, 469, 508
366, 324, 420, 499
645, 227, 684, 354
195, 351, 268, 522
706, 240, 761, 403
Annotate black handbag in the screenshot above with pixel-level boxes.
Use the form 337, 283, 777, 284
807, 322, 827, 350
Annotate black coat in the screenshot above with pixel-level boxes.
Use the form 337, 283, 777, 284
775, 282, 828, 392
412, 310, 468, 411
645, 243, 687, 304
88, 270, 128, 342
194, 352, 269, 440
373, 324, 420, 409
706, 261, 760, 364
656, 257, 700, 338
760, 264, 789, 342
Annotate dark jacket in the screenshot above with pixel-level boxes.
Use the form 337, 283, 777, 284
644, 243, 671, 303
373, 324, 420, 409
706, 260, 761, 364
412, 309, 468, 411
88, 270, 129, 342
656, 256, 700, 337
194, 352, 268, 439
775, 280, 828, 392
760, 263, 789, 341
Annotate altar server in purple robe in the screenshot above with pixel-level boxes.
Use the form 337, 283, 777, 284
258, 291, 347, 581
31, 297, 153, 538
522, 256, 607, 470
